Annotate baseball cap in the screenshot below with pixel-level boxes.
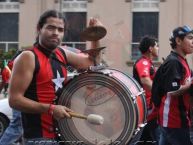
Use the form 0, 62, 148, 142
170, 25, 193, 40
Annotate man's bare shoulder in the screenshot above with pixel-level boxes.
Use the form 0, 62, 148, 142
13, 50, 35, 71
15, 50, 34, 61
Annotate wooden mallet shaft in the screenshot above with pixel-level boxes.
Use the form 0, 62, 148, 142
68, 112, 87, 120
68, 112, 104, 125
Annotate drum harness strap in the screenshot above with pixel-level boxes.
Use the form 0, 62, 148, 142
50, 53, 75, 72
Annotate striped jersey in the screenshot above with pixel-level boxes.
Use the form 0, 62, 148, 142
133, 55, 157, 121
158, 51, 191, 128
22, 45, 68, 139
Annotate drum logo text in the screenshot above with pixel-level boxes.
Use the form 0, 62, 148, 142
85, 87, 115, 106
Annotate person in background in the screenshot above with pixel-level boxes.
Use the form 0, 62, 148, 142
8, 9, 104, 145
157, 25, 193, 145
0, 109, 23, 145
0, 60, 12, 97
133, 36, 160, 145
0, 50, 23, 145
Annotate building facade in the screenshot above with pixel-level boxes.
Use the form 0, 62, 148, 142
0, 0, 193, 75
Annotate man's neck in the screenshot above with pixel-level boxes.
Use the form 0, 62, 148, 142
37, 43, 53, 57
143, 52, 153, 60
173, 48, 186, 59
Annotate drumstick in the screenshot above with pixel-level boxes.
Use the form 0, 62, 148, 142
68, 112, 104, 125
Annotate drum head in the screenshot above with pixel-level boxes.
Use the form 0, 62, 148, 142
57, 70, 143, 145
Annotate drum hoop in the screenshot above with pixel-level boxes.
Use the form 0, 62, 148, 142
57, 69, 146, 144
108, 69, 147, 122
99, 69, 147, 124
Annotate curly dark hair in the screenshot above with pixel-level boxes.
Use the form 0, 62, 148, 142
169, 27, 186, 49
138, 35, 157, 54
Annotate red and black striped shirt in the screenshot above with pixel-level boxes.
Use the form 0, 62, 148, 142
22, 45, 68, 139
158, 51, 192, 128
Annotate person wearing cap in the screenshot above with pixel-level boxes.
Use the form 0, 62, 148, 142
133, 35, 160, 145
157, 25, 193, 145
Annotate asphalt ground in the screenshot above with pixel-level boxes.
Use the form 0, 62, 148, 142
0, 92, 7, 100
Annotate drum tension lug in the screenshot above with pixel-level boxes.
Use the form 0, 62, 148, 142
134, 123, 147, 136
67, 71, 79, 80
131, 89, 145, 101
55, 127, 61, 137
138, 123, 146, 128
133, 127, 140, 136
131, 94, 136, 101
89, 63, 107, 71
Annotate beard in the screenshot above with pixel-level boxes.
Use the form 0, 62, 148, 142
40, 38, 61, 52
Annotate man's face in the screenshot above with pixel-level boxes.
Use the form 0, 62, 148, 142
151, 41, 159, 57
38, 17, 65, 51
181, 33, 193, 54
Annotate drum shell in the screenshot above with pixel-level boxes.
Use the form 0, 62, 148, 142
57, 69, 147, 145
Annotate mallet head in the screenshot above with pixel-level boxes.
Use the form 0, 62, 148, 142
87, 114, 104, 125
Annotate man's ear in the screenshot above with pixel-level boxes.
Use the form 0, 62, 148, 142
149, 46, 153, 52
175, 37, 182, 45
37, 26, 41, 33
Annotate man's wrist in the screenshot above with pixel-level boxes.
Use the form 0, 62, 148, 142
48, 104, 55, 116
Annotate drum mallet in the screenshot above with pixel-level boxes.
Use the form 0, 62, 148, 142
68, 112, 104, 125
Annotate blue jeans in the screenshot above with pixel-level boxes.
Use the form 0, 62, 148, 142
190, 130, 193, 144
159, 126, 192, 145
24, 138, 59, 145
0, 109, 23, 145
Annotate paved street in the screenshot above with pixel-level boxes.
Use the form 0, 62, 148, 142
0, 93, 6, 100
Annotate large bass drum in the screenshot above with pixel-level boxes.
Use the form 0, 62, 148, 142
57, 69, 146, 145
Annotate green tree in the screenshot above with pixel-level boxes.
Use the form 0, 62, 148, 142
0, 49, 17, 69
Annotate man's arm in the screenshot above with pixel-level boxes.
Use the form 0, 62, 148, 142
65, 18, 103, 69
65, 42, 100, 70
167, 82, 192, 97
9, 51, 49, 113
141, 77, 153, 91
162, 59, 191, 98
8, 51, 71, 120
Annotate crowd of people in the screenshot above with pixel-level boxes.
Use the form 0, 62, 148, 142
133, 26, 193, 145
0, 9, 193, 145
